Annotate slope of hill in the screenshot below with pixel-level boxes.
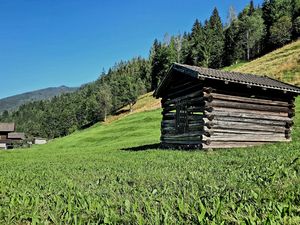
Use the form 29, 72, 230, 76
105, 92, 161, 123
224, 40, 300, 85
0, 43, 300, 224
0, 86, 78, 113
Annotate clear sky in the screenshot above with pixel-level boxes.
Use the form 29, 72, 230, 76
0, 0, 263, 99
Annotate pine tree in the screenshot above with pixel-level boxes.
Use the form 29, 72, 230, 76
199, 20, 213, 67
190, 19, 204, 65
270, 15, 293, 46
192, 19, 201, 35
294, 16, 300, 37
150, 39, 162, 90
98, 83, 112, 122
208, 7, 225, 68
291, 0, 300, 38
180, 32, 193, 64
249, 0, 255, 16
262, 0, 293, 49
150, 37, 177, 90
224, 20, 244, 65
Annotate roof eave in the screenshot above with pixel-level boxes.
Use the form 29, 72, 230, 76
178, 63, 300, 95
196, 73, 300, 95
153, 63, 199, 98
154, 63, 300, 97
153, 64, 175, 98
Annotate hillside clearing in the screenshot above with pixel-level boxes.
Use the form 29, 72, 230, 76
225, 40, 300, 85
104, 92, 160, 124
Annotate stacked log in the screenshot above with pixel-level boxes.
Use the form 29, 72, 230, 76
161, 86, 213, 148
202, 92, 294, 149
160, 86, 295, 149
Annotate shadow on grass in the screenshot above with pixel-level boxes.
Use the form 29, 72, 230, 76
122, 143, 204, 151
122, 143, 161, 151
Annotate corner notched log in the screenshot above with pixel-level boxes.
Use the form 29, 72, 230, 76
159, 85, 295, 150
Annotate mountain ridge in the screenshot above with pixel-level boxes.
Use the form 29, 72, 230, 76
0, 86, 78, 113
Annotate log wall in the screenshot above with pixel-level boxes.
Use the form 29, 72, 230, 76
160, 85, 295, 149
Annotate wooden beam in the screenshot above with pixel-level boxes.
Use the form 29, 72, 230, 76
204, 92, 291, 107
209, 121, 287, 132
202, 142, 274, 149
166, 83, 203, 99
207, 100, 290, 113
168, 81, 197, 93
203, 135, 290, 142
205, 111, 292, 122
163, 130, 213, 138
163, 90, 203, 105
206, 116, 287, 126
208, 128, 290, 135
211, 107, 289, 117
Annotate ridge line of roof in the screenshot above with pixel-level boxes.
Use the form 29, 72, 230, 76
174, 63, 300, 94
154, 63, 300, 98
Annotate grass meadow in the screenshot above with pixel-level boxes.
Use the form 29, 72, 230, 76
0, 97, 299, 224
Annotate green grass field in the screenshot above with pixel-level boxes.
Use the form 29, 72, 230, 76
1, 41, 300, 224
0, 97, 299, 224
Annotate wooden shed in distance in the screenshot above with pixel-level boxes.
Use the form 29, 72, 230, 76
0, 123, 16, 149
154, 63, 300, 149
33, 138, 47, 145
0, 123, 15, 141
0, 123, 26, 149
8, 132, 25, 141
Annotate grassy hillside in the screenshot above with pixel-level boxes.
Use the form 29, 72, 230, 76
0, 99, 299, 224
1, 43, 300, 224
224, 40, 300, 85
0, 86, 78, 113
105, 92, 161, 124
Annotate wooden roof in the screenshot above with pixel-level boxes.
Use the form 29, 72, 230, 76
154, 63, 300, 97
8, 132, 25, 140
0, 123, 15, 132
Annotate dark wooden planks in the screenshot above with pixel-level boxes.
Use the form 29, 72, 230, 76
160, 84, 295, 149
204, 92, 291, 107
207, 100, 291, 113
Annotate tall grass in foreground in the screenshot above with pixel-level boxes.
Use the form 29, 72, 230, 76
0, 98, 299, 224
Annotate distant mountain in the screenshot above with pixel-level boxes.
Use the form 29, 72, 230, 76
0, 86, 78, 113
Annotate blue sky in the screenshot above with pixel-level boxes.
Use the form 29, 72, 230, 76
0, 0, 263, 99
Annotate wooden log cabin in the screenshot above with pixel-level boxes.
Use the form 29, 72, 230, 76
0, 123, 25, 149
0, 123, 15, 141
153, 63, 300, 149
0, 123, 15, 149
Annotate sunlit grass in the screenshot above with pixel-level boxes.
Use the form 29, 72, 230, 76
229, 40, 300, 86
0, 97, 299, 224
